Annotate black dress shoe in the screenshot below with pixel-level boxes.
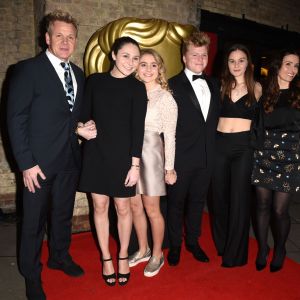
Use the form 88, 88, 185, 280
270, 264, 283, 272
186, 243, 209, 262
221, 262, 234, 268
256, 261, 267, 271
221, 261, 247, 268
255, 246, 270, 271
25, 278, 46, 300
167, 247, 181, 266
270, 250, 286, 273
47, 258, 84, 277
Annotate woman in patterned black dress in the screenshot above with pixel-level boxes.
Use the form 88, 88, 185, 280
252, 49, 300, 272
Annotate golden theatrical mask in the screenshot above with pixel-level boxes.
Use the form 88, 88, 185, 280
84, 17, 196, 79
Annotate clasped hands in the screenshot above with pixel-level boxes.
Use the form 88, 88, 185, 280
23, 120, 97, 193
76, 120, 97, 140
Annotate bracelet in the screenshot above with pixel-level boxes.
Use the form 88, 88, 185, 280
131, 164, 140, 168
165, 170, 175, 175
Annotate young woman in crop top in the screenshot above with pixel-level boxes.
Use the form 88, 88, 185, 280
211, 44, 262, 267
252, 49, 300, 272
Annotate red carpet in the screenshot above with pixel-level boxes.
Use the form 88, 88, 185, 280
41, 214, 300, 300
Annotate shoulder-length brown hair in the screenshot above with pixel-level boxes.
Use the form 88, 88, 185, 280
221, 44, 256, 106
263, 49, 300, 113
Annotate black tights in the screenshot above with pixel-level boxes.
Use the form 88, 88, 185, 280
255, 186, 291, 264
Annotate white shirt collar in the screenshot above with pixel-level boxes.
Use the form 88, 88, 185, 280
46, 49, 69, 67
184, 68, 203, 83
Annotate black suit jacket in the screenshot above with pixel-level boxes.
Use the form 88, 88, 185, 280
7, 52, 85, 175
169, 71, 220, 172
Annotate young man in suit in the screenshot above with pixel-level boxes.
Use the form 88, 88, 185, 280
7, 10, 96, 299
167, 31, 220, 266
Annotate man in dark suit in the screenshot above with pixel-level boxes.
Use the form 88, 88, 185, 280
167, 31, 220, 266
7, 10, 96, 300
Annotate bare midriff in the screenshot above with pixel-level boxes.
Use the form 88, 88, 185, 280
217, 117, 252, 133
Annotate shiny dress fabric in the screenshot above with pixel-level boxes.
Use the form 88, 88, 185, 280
136, 131, 166, 196
136, 86, 177, 196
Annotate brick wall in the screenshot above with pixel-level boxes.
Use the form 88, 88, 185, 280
0, 0, 35, 212
43, 0, 200, 230
0, 0, 199, 230
44, 0, 200, 69
199, 0, 300, 33
0, 0, 299, 228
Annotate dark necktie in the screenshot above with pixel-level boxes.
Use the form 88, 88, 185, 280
61, 62, 75, 111
192, 74, 205, 81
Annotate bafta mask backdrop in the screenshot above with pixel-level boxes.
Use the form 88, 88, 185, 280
84, 17, 196, 79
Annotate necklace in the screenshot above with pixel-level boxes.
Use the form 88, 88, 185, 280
233, 82, 246, 94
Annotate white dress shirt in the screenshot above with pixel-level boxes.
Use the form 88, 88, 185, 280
46, 49, 78, 101
184, 68, 211, 121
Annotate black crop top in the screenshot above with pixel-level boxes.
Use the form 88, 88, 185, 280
220, 94, 257, 120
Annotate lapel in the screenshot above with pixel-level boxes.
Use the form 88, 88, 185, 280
42, 53, 71, 112
42, 53, 85, 114
204, 75, 215, 122
180, 72, 203, 119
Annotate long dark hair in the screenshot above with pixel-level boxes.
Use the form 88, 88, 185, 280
263, 49, 300, 112
221, 44, 256, 106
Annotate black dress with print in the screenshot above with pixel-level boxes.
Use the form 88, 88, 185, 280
252, 89, 300, 193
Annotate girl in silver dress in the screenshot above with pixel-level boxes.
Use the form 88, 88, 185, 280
129, 49, 177, 277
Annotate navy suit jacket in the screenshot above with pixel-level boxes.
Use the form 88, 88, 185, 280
169, 71, 221, 172
7, 52, 85, 175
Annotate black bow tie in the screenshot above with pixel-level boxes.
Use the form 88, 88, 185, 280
192, 74, 205, 81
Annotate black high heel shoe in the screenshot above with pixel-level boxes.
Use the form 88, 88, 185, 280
255, 246, 270, 271
270, 249, 286, 273
118, 257, 130, 286
102, 258, 116, 286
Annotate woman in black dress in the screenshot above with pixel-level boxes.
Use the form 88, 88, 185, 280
78, 37, 147, 285
211, 44, 261, 267
252, 49, 300, 272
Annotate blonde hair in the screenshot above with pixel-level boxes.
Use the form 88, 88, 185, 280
182, 31, 210, 55
136, 49, 171, 92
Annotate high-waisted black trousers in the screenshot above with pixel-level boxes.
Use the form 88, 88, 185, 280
212, 131, 253, 266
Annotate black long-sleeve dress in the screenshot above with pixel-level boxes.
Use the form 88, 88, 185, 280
252, 89, 300, 193
79, 72, 147, 197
